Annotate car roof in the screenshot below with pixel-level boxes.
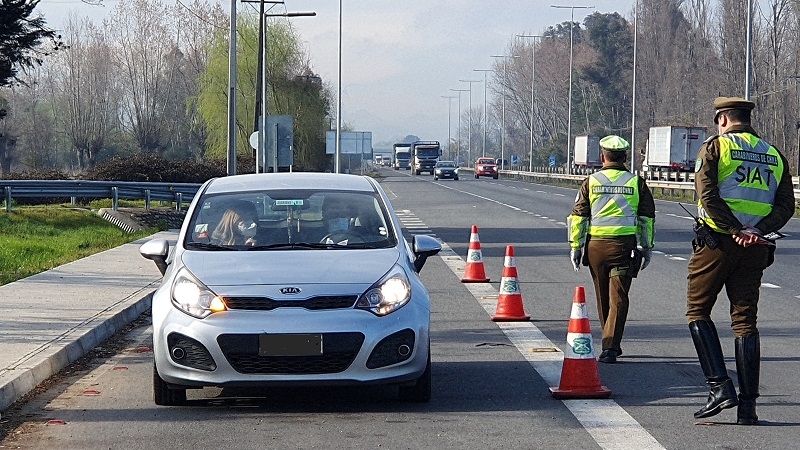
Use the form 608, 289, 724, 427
203, 173, 378, 194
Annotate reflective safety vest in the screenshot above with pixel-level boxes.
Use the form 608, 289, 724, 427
588, 169, 640, 237
699, 132, 784, 233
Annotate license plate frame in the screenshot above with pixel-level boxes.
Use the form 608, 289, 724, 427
258, 333, 323, 356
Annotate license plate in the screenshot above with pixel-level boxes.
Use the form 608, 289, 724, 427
259, 334, 323, 356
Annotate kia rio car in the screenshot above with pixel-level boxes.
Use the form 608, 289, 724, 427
139, 173, 441, 406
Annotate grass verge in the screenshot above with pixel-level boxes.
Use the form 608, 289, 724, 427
0, 205, 158, 286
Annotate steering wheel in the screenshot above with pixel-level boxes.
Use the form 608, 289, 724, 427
319, 230, 367, 244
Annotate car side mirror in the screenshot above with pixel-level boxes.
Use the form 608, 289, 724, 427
139, 238, 170, 276
412, 234, 441, 272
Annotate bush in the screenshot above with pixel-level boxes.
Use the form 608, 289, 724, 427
84, 153, 228, 184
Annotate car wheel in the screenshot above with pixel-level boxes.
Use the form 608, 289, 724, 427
398, 352, 431, 403
153, 363, 187, 406
492, 174, 498, 180
433, 176, 438, 180
474, 173, 479, 179
454, 176, 459, 181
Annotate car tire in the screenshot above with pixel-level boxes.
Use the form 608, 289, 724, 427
398, 352, 431, 403
474, 173, 479, 179
433, 176, 438, 180
454, 176, 459, 181
492, 174, 498, 180
153, 363, 187, 406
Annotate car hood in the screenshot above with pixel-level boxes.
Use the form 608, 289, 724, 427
179, 247, 401, 286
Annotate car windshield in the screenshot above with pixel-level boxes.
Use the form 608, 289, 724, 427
416, 147, 439, 158
437, 162, 456, 168
184, 190, 396, 250
477, 159, 494, 164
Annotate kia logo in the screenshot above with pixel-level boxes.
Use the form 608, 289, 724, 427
280, 287, 302, 295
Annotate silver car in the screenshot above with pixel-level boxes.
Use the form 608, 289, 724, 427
140, 173, 441, 405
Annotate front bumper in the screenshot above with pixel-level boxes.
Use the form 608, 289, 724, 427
152, 296, 430, 388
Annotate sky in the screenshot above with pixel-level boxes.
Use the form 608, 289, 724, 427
34, 0, 635, 149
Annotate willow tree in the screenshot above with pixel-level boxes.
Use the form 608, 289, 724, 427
197, 13, 330, 171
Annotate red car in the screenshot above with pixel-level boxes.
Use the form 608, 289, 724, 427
474, 158, 498, 179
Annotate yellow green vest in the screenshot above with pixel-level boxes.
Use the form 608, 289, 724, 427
699, 132, 783, 232
588, 169, 640, 237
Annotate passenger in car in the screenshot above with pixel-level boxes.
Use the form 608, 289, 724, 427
211, 200, 259, 246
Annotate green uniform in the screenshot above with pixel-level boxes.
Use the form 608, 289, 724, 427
568, 161, 656, 353
687, 124, 795, 336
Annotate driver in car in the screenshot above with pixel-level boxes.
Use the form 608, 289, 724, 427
323, 198, 357, 235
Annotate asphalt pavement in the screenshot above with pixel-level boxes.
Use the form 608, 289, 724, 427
0, 230, 176, 414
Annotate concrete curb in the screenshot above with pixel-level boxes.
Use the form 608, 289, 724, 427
0, 291, 153, 413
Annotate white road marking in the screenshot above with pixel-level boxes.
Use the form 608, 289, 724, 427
433, 238, 665, 450
761, 283, 780, 289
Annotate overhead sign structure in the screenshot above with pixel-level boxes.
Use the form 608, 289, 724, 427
326, 131, 373, 156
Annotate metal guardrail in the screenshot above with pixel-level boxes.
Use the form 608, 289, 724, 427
0, 180, 202, 212
459, 167, 800, 201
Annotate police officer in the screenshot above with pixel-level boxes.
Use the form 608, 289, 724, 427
567, 135, 656, 364
687, 97, 795, 425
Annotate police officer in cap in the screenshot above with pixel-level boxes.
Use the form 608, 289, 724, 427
567, 135, 656, 364
686, 97, 794, 424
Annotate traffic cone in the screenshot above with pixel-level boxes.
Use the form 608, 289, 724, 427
549, 286, 612, 399
491, 245, 530, 321
461, 225, 490, 283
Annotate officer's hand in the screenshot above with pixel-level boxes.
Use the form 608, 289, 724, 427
640, 248, 652, 271
570, 249, 581, 272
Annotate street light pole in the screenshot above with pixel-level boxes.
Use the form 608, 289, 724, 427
335, 0, 343, 173
517, 34, 543, 173
745, 0, 753, 100
460, 79, 480, 165
441, 95, 457, 159
551, 4, 594, 174
491, 54, 518, 171
630, 0, 638, 173
451, 88, 470, 165
226, 0, 238, 176
474, 69, 494, 157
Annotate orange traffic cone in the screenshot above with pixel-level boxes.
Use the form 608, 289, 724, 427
491, 245, 530, 321
461, 225, 490, 283
549, 286, 612, 399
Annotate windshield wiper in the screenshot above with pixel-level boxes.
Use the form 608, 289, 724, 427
247, 242, 336, 250
185, 242, 235, 251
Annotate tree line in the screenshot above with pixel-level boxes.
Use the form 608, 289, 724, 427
0, 0, 332, 175
2, 0, 800, 176
458, 0, 800, 173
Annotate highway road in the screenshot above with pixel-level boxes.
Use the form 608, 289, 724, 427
3, 168, 800, 449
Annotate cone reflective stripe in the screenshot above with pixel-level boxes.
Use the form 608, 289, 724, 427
491, 246, 530, 321
550, 286, 611, 399
461, 225, 490, 283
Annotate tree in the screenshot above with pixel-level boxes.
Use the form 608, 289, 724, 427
0, 0, 62, 87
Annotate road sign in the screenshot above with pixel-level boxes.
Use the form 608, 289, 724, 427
549, 155, 556, 168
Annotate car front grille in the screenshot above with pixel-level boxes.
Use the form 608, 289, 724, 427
217, 332, 365, 374
223, 295, 358, 311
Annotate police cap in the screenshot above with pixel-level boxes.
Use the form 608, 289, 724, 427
713, 96, 755, 124
599, 135, 630, 151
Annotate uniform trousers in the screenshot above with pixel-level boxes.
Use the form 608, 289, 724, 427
587, 235, 636, 352
686, 234, 772, 336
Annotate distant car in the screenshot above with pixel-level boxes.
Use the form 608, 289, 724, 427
474, 157, 498, 179
140, 173, 442, 406
433, 160, 458, 181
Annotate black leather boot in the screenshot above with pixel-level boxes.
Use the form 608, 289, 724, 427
735, 334, 760, 425
689, 320, 738, 419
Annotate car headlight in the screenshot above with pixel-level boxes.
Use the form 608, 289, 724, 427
356, 265, 411, 316
171, 267, 226, 318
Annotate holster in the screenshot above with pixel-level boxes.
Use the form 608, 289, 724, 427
627, 249, 642, 278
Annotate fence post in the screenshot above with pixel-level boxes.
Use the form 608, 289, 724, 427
176, 192, 183, 212
4, 187, 11, 212
111, 186, 119, 211
144, 189, 151, 210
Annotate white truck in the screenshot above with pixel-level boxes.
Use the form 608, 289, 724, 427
643, 126, 707, 172
573, 135, 601, 167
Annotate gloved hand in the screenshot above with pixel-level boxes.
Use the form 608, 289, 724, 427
640, 248, 652, 271
570, 249, 582, 272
